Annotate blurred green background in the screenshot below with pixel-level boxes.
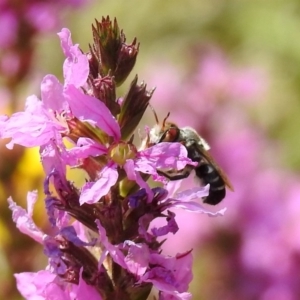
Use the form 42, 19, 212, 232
2, 0, 300, 299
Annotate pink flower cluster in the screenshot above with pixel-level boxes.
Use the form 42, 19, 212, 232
1, 22, 226, 300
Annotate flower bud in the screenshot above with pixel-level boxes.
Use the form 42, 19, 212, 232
92, 75, 120, 116
118, 75, 154, 140
114, 38, 139, 86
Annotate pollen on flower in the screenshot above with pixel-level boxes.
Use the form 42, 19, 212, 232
108, 142, 137, 166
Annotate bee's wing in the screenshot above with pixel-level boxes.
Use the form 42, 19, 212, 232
198, 147, 234, 191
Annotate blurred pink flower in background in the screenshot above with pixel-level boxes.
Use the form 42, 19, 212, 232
0, 0, 88, 33
146, 48, 300, 299
0, 10, 18, 48
0, 0, 91, 94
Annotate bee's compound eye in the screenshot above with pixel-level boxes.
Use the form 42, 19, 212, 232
165, 126, 179, 142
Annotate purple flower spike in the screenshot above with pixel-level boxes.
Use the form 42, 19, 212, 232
3, 17, 227, 300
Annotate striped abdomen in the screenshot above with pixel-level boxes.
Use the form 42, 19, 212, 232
195, 163, 226, 205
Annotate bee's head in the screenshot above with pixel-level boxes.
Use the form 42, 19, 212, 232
159, 122, 180, 142
147, 105, 180, 145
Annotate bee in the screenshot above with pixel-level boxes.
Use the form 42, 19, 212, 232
146, 109, 234, 205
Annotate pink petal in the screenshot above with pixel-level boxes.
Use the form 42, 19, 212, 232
3, 95, 65, 149
169, 185, 226, 216
71, 271, 103, 300
15, 271, 58, 300
174, 185, 210, 201
123, 241, 150, 276
124, 159, 153, 201
159, 292, 192, 300
40, 141, 67, 179
8, 193, 44, 243
58, 28, 89, 87
138, 142, 197, 172
80, 164, 118, 205
172, 200, 227, 216
142, 251, 193, 299
96, 220, 127, 269
67, 138, 107, 161
41, 75, 68, 112
64, 85, 121, 139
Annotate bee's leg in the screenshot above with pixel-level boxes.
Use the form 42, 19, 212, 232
157, 165, 193, 181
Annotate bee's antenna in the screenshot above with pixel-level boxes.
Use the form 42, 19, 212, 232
162, 112, 170, 128
149, 104, 159, 124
